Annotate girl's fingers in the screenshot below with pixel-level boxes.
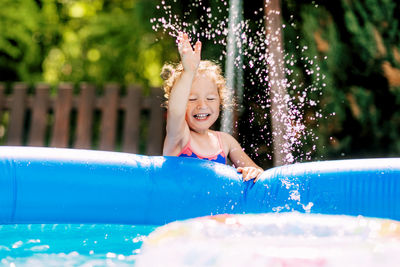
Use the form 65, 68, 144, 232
237, 167, 263, 182
243, 170, 254, 181
178, 42, 193, 57
237, 167, 248, 180
177, 32, 183, 44
243, 169, 259, 181
194, 40, 202, 54
178, 32, 200, 53
253, 170, 263, 183
180, 33, 189, 46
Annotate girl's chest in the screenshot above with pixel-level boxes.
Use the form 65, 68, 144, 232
190, 134, 221, 156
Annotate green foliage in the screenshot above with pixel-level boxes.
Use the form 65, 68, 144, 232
0, 0, 177, 89
281, 0, 400, 159
0, 0, 43, 81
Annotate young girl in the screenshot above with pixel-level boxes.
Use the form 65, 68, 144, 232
161, 32, 263, 182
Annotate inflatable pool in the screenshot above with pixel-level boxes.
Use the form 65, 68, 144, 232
137, 213, 400, 267
1, 146, 400, 266
1, 146, 399, 224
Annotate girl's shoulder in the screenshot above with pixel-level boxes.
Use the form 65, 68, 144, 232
213, 130, 239, 148
212, 130, 229, 139
214, 130, 236, 140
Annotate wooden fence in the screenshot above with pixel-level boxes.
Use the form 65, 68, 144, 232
0, 82, 165, 155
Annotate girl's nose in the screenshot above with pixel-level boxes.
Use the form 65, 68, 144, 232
197, 99, 207, 109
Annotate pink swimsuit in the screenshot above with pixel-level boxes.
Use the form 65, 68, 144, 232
177, 132, 227, 164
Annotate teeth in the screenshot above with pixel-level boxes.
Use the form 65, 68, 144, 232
195, 114, 209, 119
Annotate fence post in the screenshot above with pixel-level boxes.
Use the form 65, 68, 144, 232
147, 87, 164, 155
28, 83, 50, 147
122, 85, 142, 153
99, 83, 119, 151
51, 83, 73, 148
7, 83, 28, 146
0, 83, 5, 139
75, 83, 96, 149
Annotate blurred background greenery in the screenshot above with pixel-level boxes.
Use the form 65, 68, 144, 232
0, 0, 399, 168
0, 0, 177, 87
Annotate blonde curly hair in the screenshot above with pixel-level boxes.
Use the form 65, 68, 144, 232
160, 60, 231, 109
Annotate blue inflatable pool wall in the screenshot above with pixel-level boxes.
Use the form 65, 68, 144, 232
0, 146, 399, 225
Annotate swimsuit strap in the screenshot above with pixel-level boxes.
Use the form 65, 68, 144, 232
216, 131, 224, 151
178, 131, 227, 163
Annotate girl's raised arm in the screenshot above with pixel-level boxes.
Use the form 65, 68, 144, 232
163, 33, 202, 156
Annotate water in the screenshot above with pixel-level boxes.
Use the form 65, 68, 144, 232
150, 0, 329, 219
3, 214, 399, 266
151, 0, 331, 165
0, 224, 156, 266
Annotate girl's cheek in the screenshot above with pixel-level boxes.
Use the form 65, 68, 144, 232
186, 103, 195, 111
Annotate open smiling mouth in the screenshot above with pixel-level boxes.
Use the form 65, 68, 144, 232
194, 113, 210, 120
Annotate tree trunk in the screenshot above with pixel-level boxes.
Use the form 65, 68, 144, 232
264, 0, 289, 166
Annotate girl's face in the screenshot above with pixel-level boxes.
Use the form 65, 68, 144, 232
186, 73, 220, 133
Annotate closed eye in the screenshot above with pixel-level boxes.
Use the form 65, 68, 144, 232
207, 98, 216, 101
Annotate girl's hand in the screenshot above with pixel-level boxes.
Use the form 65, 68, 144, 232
237, 167, 263, 183
177, 32, 201, 74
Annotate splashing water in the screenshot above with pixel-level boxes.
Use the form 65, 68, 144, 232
151, 0, 330, 166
